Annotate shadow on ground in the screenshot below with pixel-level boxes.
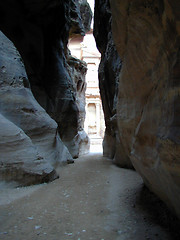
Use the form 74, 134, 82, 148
135, 185, 180, 239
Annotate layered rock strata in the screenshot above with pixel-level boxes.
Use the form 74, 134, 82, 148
109, 0, 180, 218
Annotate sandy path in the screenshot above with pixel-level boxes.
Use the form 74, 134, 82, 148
0, 153, 179, 240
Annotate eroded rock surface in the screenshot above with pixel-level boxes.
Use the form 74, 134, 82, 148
0, 0, 92, 184
94, 0, 133, 168
0, 113, 58, 186
67, 56, 90, 157
0, 31, 72, 185
64, 0, 92, 157
109, 0, 180, 217
0, 0, 91, 159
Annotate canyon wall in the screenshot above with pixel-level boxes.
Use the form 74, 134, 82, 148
1, 0, 179, 221
0, 0, 91, 185
0, 31, 69, 185
94, 0, 133, 168
103, 0, 180, 217
67, 55, 90, 157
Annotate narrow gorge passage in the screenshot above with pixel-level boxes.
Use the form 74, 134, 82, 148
0, 154, 178, 240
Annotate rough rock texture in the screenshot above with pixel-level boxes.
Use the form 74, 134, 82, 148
109, 0, 180, 218
79, 0, 93, 33
0, 0, 92, 184
0, 0, 91, 159
0, 31, 72, 185
94, 0, 132, 167
69, 0, 92, 37
67, 56, 90, 157
65, 0, 91, 157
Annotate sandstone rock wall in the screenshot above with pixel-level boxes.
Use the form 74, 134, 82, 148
0, 113, 57, 186
67, 56, 90, 157
0, 0, 91, 184
109, 0, 180, 218
65, 0, 91, 157
0, 0, 91, 159
94, 0, 132, 168
0, 31, 72, 185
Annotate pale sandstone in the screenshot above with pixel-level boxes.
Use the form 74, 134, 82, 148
110, 0, 180, 217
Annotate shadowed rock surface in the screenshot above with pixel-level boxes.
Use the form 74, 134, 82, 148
0, 0, 91, 159
63, 0, 92, 156
0, 31, 71, 185
67, 56, 90, 157
0, 0, 180, 223
108, 0, 180, 218
66, 0, 92, 157
0, 0, 92, 184
94, 0, 133, 168
0, 113, 58, 186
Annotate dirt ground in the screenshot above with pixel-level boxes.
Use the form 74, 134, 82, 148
0, 153, 180, 240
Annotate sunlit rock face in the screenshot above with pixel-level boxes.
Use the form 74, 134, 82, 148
109, 0, 180, 217
0, 0, 91, 159
94, 0, 132, 168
